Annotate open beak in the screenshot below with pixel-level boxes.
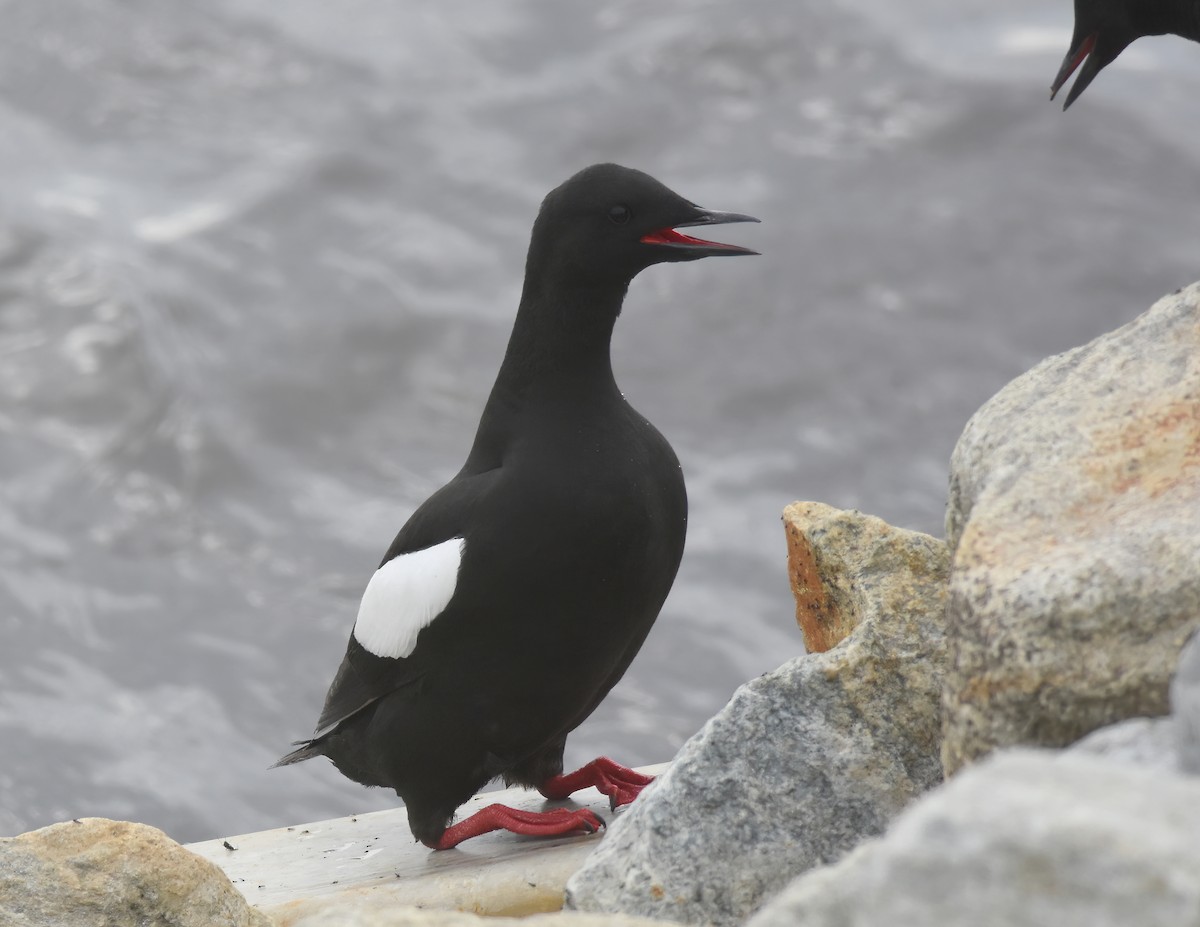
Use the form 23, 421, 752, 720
1050, 32, 1100, 110
641, 208, 760, 257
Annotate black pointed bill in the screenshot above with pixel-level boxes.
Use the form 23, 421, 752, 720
641, 209, 760, 256
1050, 32, 1099, 110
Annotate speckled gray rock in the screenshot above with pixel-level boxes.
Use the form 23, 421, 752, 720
0, 818, 271, 927
566, 504, 950, 927
943, 282, 1200, 775
746, 750, 1200, 927
1070, 716, 1180, 772
1173, 631, 1200, 774
1061, 632, 1200, 775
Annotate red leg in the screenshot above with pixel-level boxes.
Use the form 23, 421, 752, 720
539, 756, 655, 810
431, 803, 604, 850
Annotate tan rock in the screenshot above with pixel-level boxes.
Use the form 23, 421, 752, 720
943, 281, 1200, 774
0, 817, 270, 927
784, 501, 949, 652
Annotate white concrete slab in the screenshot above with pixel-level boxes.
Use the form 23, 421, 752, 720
186, 764, 667, 921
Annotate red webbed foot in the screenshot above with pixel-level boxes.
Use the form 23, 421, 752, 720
430, 803, 605, 850
539, 756, 655, 811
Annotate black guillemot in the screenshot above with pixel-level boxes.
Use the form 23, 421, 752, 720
1052, 0, 1200, 108
275, 163, 758, 850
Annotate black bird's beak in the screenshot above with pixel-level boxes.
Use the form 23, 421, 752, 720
641, 208, 760, 257
1050, 32, 1101, 109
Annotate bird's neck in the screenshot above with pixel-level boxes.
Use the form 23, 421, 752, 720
492, 279, 627, 398
465, 279, 629, 469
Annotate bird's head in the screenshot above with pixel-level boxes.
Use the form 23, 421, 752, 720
526, 163, 759, 289
1051, 0, 1167, 109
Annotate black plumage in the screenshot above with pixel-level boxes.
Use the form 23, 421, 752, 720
276, 163, 758, 849
1052, 0, 1200, 108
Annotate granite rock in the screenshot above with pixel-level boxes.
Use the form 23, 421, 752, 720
1055, 631, 1200, 775
747, 750, 1200, 927
943, 282, 1200, 774
1069, 716, 1180, 772
1172, 630, 1200, 774
566, 504, 950, 927
783, 501, 948, 653
0, 817, 271, 927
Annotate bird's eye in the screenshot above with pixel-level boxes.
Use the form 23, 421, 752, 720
608, 205, 631, 225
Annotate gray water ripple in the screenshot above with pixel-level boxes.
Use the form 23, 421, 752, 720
0, 0, 1197, 841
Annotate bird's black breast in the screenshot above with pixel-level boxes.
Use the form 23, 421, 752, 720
495, 397, 683, 614
415, 392, 686, 759
313, 386, 687, 788
507, 390, 686, 594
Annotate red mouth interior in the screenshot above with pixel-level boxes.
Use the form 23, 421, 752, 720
1053, 32, 1097, 93
640, 227, 735, 249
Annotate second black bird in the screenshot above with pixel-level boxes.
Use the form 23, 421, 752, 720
1052, 0, 1200, 108
275, 163, 758, 849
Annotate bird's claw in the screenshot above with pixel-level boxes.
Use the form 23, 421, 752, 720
580, 810, 607, 834
433, 803, 606, 849
540, 756, 655, 809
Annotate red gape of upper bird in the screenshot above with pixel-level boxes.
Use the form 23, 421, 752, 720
1052, 0, 1200, 109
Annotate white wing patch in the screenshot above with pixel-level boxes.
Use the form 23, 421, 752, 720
352, 537, 466, 659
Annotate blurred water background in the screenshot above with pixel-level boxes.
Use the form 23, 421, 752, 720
1, 0, 1197, 842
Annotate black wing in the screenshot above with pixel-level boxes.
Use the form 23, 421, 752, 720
308, 467, 501, 736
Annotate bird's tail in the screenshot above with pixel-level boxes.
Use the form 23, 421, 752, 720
271, 738, 325, 768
